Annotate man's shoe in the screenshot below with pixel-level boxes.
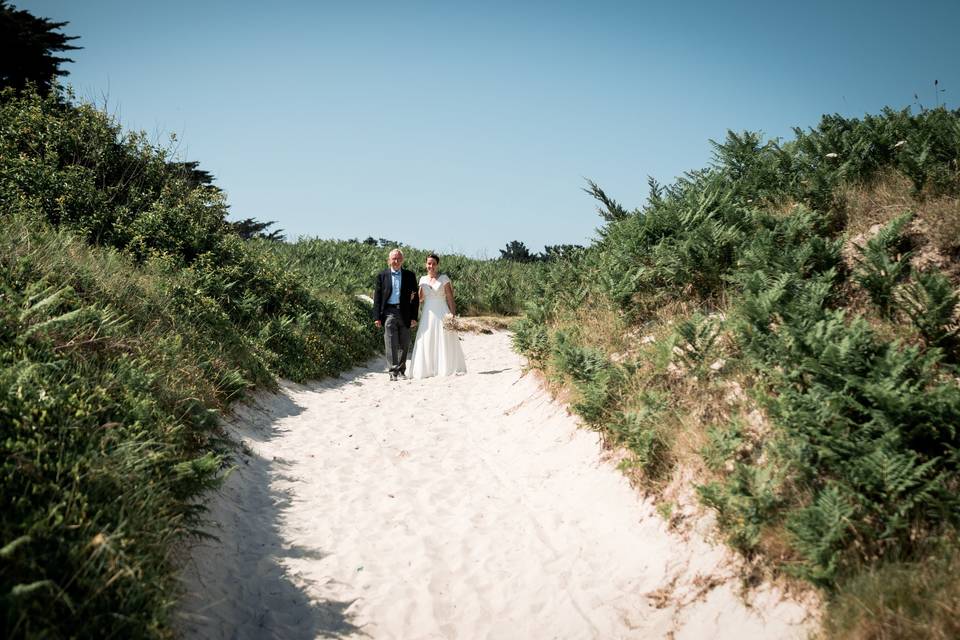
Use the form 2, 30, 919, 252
389, 372, 397, 381
398, 371, 407, 380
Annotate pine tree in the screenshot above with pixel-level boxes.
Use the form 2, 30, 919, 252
0, 2, 80, 95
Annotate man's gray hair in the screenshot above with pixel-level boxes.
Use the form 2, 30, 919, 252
389, 248, 404, 258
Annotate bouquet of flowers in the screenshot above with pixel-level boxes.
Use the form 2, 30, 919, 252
442, 313, 462, 331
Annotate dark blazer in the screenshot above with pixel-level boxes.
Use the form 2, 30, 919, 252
372, 268, 419, 327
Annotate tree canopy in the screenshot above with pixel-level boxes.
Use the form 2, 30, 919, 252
0, 1, 80, 95
229, 217, 285, 241
500, 240, 584, 262
499, 240, 536, 262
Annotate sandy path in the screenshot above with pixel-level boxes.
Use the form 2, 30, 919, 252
177, 331, 814, 639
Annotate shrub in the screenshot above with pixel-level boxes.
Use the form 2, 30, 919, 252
549, 331, 623, 424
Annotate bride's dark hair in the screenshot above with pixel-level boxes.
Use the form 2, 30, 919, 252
427, 252, 440, 265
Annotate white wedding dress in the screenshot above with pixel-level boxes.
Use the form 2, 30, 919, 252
409, 274, 467, 378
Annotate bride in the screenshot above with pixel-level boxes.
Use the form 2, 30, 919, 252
409, 253, 467, 378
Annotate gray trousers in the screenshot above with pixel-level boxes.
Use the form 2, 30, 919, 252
383, 309, 410, 374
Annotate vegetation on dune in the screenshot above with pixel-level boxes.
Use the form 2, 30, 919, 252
6, 2, 960, 638
513, 105, 960, 637
0, 86, 380, 638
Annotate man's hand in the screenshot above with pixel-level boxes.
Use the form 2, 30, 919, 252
374, 320, 382, 328
411, 320, 418, 328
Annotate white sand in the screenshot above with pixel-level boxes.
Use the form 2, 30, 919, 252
177, 331, 815, 639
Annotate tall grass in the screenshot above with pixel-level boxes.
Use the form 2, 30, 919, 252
252, 238, 540, 316
821, 540, 960, 640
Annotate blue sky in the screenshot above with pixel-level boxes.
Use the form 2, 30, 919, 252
17, 1, 960, 257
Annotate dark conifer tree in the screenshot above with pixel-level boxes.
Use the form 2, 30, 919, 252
229, 217, 285, 241
499, 240, 536, 262
168, 160, 218, 189
0, 1, 80, 95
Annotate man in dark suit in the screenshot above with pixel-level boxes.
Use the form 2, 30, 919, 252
373, 248, 419, 381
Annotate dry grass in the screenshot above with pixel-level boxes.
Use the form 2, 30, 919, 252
568, 296, 631, 356
836, 172, 960, 344
452, 314, 514, 334
842, 172, 918, 240
562, 293, 751, 491
654, 375, 720, 474
841, 172, 960, 278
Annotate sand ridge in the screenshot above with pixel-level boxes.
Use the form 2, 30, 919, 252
176, 331, 814, 639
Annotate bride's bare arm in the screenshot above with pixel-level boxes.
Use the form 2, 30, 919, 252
444, 281, 457, 315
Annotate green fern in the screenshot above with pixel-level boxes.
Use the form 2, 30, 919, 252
697, 463, 783, 553
898, 269, 959, 354
674, 312, 722, 371
702, 419, 747, 473
611, 393, 669, 476
853, 213, 913, 316
786, 484, 857, 585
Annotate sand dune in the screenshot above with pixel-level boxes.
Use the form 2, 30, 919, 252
176, 331, 815, 639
